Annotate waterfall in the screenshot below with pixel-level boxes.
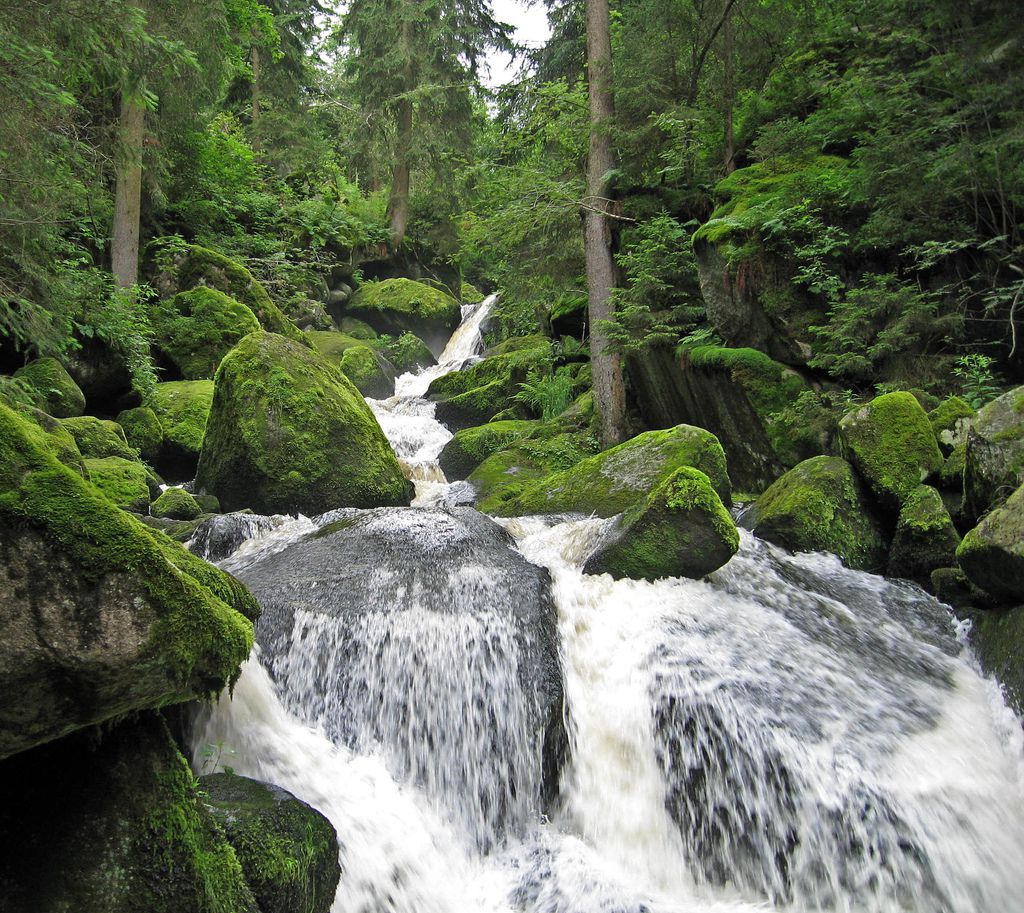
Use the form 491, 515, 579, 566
192, 301, 1024, 913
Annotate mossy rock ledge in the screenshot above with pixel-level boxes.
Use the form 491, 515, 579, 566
956, 481, 1024, 604
13, 356, 86, 418
439, 419, 538, 481
345, 278, 461, 355
196, 331, 409, 515
488, 425, 731, 518
584, 466, 739, 581
837, 391, 943, 513
0, 401, 255, 759
201, 773, 341, 913
747, 456, 889, 572
0, 713, 258, 913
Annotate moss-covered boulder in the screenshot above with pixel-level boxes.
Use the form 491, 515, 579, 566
748, 456, 888, 571
84, 456, 152, 513
338, 344, 395, 398
152, 287, 260, 380
201, 773, 341, 913
428, 341, 554, 429
489, 425, 731, 518
439, 420, 538, 481
346, 278, 461, 353
13, 357, 86, 418
144, 380, 214, 480
956, 482, 1024, 603
0, 713, 258, 913
60, 415, 136, 460
0, 401, 254, 758
376, 331, 435, 374
161, 244, 307, 346
117, 405, 164, 463
886, 485, 960, 584
584, 467, 739, 581
928, 396, 975, 454
837, 391, 943, 512
966, 606, 1024, 715
13, 405, 87, 476
151, 487, 202, 521
963, 385, 1024, 521
196, 332, 409, 515
339, 316, 377, 339
307, 330, 367, 365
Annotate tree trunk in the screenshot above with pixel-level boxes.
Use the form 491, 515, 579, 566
251, 45, 262, 126
584, 0, 627, 447
111, 92, 145, 290
388, 19, 414, 247
722, 2, 736, 174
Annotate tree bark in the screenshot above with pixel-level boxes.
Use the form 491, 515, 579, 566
388, 18, 414, 247
722, 1, 736, 174
584, 0, 627, 447
111, 92, 145, 290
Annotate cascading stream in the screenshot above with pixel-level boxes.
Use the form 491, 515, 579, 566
192, 301, 1024, 913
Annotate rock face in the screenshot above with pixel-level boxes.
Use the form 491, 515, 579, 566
963, 385, 1024, 520
968, 606, 1024, 715
0, 713, 258, 913
748, 456, 889, 572
13, 357, 86, 418
957, 482, 1024, 603
158, 243, 307, 346
584, 467, 739, 580
202, 774, 341, 913
0, 401, 255, 759
338, 344, 395, 398
238, 507, 565, 833
151, 287, 260, 379
490, 425, 732, 518
886, 485, 960, 584
928, 396, 975, 454
196, 332, 409, 515
144, 380, 214, 480
838, 392, 943, 512
346, 278, 461, 355
627, 344, 816, 492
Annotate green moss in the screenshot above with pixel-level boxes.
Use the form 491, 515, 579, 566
195, 331, 408, 515
118, 406, 165, 462
0, 401, 253, 697
13, 404, 88, 475
152, 487, 203, 521
462, 281, 485, 304
751, 455, 889, 571
488, 425, 731, 518
838, 391, 944, 512
152, 287, 260, 379
928, 395, 975, 437
347, 278, 460, 335
968, 606, 1024, 715
339, 344, 392, 397
85, 456, 152, 512
339, 316, 378, 339
586, 466, 739, 581
201, 773, 340, 913
0, 374, 45, 410
308, 330, 367, 366
13, 356, 86, 417
887, 485, 960, 583
956, 483, 1024, 603
60, 415, 137, 460
439, 419, 538, 480
941, 442, 967, 487
485, 334, 551, 357
174, 244, 307, 346
145, 381, 214, 475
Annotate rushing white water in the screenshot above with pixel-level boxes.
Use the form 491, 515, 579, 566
192, 301, 1024, 913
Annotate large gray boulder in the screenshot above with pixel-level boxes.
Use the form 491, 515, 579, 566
957, 481, 1024, 603
234, 507, 564, 847
964, 385, 1024, 521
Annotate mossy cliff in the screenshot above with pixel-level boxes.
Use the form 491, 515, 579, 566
196, 331, 409, 515
0, 400, 254, 759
